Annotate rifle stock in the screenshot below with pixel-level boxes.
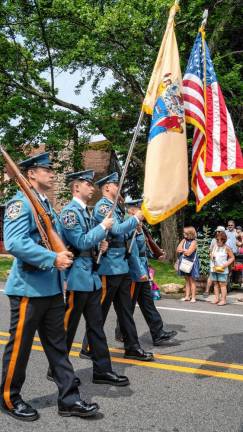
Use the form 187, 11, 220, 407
0, 145, 67, 253
142, 224, 164, 259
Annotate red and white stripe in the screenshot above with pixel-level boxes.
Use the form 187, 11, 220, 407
183, 73, 243, 211
206, 82, 243, 174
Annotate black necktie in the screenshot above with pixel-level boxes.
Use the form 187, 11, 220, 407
84, 208, 91, 229
43, 198, 51, 214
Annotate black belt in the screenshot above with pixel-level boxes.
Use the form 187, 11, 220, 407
78, 250, 93, 258
139, 252, 146, 257
108, 241, 125, 248
22, 263, 41, 272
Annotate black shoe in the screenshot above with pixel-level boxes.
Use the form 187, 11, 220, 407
124, 348, 154, 361
58, 400, 99, 418
153, 330, 177, 346
1, 399, 39, 422
46, 368, 81, 386
93, 371, 130, 386
115, 329, 124, 343
79, 348, 92, 360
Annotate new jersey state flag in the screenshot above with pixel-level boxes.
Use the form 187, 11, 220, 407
142, 2, 188, 225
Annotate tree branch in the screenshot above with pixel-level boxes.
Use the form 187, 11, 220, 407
208, 2, 237, 55
218, 50, 243, 60
33, 0, 55, 96
0, 66, 89, 118
49, 14, 145, 98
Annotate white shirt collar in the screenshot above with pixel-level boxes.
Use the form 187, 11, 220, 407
73, 196, 87, 209
39, 193, 48, 201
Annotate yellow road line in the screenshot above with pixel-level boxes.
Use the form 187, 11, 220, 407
153, 354, 243, 371
1, 339, 243, 382
1, 330, 243, 372
0, 340, 243, 381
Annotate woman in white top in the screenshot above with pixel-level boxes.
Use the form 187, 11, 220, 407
210, 231, 234, 306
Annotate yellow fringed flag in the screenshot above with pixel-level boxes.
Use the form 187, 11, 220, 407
142, 1, 188, 224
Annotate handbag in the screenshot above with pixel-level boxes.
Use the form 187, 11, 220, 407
179, 242, 197, 274
179, 257, 195, 273
213, 266, 225, 273
211, 245, 226, 273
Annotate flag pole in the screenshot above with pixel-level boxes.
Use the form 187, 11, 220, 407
109, 0, 180, 215
110, 109, 145, 213
199, 10, 209, 123
97, 0, 179, 263
96, 108, 144, 263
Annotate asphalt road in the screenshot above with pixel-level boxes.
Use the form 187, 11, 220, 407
1, 286, 243, 432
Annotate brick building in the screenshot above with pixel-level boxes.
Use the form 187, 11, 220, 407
0, 137, 121, 253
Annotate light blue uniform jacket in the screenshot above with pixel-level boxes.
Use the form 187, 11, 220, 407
93, 197, 138, 275
60, 199, 106, 292
128, 231, 150, 282
4, 191, 62, 297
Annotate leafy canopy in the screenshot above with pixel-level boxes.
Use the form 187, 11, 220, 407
0, 0, 242, 222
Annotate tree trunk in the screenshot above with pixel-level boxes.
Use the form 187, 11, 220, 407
160, 214, 179, 264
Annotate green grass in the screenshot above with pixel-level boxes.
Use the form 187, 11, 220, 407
0, 257, 13, 281
0, 256, 183, 288
149, 259, 184, 286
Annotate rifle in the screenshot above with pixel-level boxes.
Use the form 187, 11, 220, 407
142, 224, 165, 259
127, 223, 165, 259
0, 146, 67, 253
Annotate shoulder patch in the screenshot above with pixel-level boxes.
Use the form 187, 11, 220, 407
98, 204, 110, 216
62, 210, 78, 229
6, 201, 23, 220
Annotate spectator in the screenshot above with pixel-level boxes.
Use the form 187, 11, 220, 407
236, 226, 243, 253
177, 226, 200, 303
236, 226, 243, 237
204, 226, 226, 297
235, 227, 243, 288
226, 220, 237, 253
210, 231, 234, 306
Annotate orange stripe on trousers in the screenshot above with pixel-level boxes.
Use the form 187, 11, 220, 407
85, 276, 107, 354
3, 297, 29, 409
64, 291, 74, 331
101, 275, 107, 304
130, 281, 136, 299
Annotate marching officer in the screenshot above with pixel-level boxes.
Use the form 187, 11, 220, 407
51, 169, 129, 386
80, 173, 153, 361
0, 153, 99, 421
115, 199, 177, 346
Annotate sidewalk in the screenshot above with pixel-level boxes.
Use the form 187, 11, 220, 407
197, 289, 243, 305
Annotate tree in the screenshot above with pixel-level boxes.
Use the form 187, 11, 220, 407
197, 225, 211, 277
0, 0, 242, 235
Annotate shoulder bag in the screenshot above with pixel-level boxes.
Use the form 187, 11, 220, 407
179, 242, 197, 274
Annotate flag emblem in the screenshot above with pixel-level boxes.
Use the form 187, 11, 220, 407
149, 74, 184, 141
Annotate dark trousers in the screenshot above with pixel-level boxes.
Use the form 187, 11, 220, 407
116, 281, 163, 342
83, 274, 140, 351
1, 294, 80, 409
65, 289, 112, 374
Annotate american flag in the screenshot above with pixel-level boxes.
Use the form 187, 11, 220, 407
183, 31, 243, 211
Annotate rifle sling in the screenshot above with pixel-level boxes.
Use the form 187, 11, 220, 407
18, 183, 52, 250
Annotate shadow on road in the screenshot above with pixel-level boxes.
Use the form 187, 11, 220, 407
27, 363, 134, 410
193, 332, 243, 379
138, 324, 186, 349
